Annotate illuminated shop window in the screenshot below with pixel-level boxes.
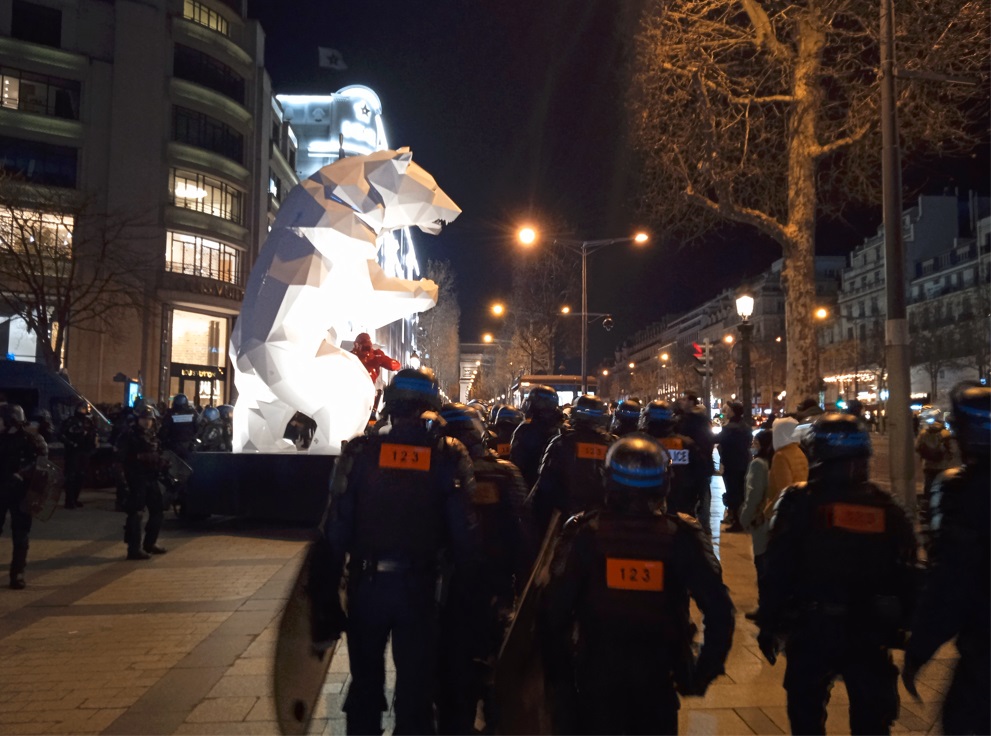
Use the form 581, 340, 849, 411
0, 207, 73, 260
0, 67, 79, 119
182, 0, 229, 36
170, 168, 243, 225
166, 231, 241, 285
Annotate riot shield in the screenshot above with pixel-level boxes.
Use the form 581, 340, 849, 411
273, 539, 342, 735
493, 510, 561, 735
161, 449, 192, 513
19, 458, 63, 522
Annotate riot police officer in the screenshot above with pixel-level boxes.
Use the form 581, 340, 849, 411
320, 368, 480, 735
159, 394, 198, 460
118, 405, 168, 559
676, 393, 716, 534
758, 414, 918, 735
510, 385, 563, 490
489, 404, 523, 460
217, 405, 234, 451
196, 406, 226, 451
903, 383, 990, 735
529, 394, 615, 536
542, 436, 735, 734
639, 401, 708, 522
0, 404, 48, 589
60, 401, 98, 509
436, 402, 531, 734
609, 398, 642, 437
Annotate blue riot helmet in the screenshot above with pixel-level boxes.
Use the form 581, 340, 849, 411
522, 385, 560, 422
439, 402, 487, 454
803, 413, 872, 465
571, 394, 609, 428
202, 406, 221, 423
172, 394, 190, 411
492, 404, 524, 428
610, 398, 643, 436
217, 404, 234, 421
604, 435, 670, 502
383, 367, 442, 418
949, 382, 990, 459
639, 400, 678, 436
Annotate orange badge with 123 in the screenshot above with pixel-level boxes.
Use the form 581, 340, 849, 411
379, 443, 431, 471
606, 558, 664, 591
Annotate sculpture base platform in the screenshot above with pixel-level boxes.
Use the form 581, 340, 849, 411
183, 452, 337, 525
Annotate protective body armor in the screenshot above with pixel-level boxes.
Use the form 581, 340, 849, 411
510, 419, 560, 489
769, 476, 916, 642
330, 422, 476, 567
0, 429, 47, 490
530, 424, 615, 534
470, 452, 529, 599
118, 426, 164, 489
160, 409, 198, 457
60, 414, 97, 453
197, 420, 226, 451
639, 430, 706, 517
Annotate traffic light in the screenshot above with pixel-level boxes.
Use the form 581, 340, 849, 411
691, 342, 711, 376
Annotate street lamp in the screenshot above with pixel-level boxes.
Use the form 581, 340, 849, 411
736, 294, 755, 425
518, 227, 649, 393
490, 302, 505, 317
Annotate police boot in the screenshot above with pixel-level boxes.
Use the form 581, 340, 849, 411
125, 515, 149, 560
10, 545, 28, 589
143, 515, 165, 555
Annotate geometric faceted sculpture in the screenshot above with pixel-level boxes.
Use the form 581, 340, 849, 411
229, 149, 460, 454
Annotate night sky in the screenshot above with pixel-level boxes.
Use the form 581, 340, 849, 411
248, 1, 988, 367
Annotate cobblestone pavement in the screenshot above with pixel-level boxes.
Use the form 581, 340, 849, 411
0, 468, 953, 735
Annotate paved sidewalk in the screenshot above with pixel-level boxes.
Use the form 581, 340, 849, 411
0, 479, 954, 735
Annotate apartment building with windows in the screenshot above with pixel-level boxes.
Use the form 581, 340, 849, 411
0, 0, 297, 406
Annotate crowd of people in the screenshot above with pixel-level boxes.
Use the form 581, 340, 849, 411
307, 369, 989, 735
2, 372, 987, 735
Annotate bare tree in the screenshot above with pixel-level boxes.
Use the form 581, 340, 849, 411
0, 176, 155, 370
629, 0, 988, 409
508, 245, 579, 374
415, 259, 461, 397
911, 302, 961, 400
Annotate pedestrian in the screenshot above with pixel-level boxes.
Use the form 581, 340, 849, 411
436, 402, 530, 735
318, 367, 480, 735
542, 435, 735, 735
766, 416, 808, 516
0, 403, 48, 589
60, 401, 99, 509
757, 414, 918, 735
913, 405, 955, 511
737, 429, 775, 620
902, 383, 989, 735
117, 405, 168, 559
638, 400, 708, 524
717, 401, 751, 531
529, 394, 615, 536
676, 391, 715, 534
510, 385, 563, 490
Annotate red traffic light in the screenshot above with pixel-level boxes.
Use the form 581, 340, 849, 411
692, 342, 704, 361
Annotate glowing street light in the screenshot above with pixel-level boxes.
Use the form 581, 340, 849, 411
723, 334, 735, 344
660, 352, 670, 363
518, 226, 650, 393
482, 333, 494, 344
736, 293, 755, 425
491, 302, 506, 317
815, 307, 829, 320
560, 305, 571, 314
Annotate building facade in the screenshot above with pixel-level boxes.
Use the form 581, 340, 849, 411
0, 0, 297, 407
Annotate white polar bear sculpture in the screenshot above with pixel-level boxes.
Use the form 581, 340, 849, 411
229, 148, 460, 454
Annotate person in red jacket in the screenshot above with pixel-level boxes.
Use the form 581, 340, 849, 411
351, 332, 401, 384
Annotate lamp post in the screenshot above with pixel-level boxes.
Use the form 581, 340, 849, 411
518, 227, 648, 394
736, 294, 755, 425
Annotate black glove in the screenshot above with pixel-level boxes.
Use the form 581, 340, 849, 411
757, 631, 779, 666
